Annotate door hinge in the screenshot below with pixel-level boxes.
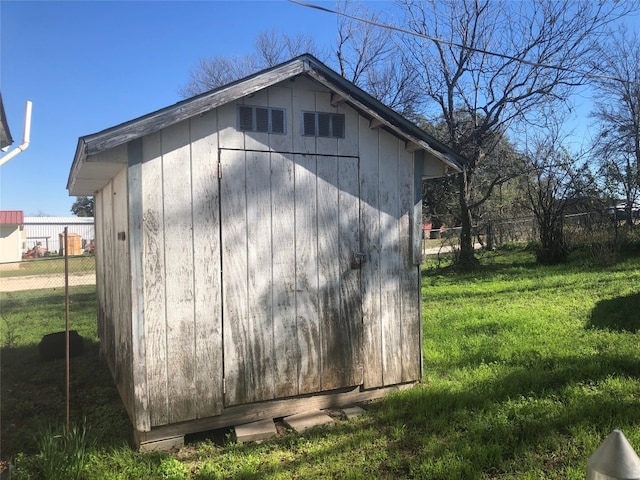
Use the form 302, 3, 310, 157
217, 163, 222, 179
223, 377, 226, 394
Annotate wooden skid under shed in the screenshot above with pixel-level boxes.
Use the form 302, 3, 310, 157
134, 382, 414, 450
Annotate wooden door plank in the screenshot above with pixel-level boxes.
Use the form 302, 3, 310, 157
338, 157, 363, 387
294, 154, 321, 395
271, 152, 298, 398
245, 151, 275, 402
190, 113, 223, 417
221, 150, 249, 406
316, 156, 346, 391
162, 121, 196, 423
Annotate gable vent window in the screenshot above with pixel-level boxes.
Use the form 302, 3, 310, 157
238, 105, 286, 134
302, 111, 346, 138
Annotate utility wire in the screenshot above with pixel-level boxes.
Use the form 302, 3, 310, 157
288, 0, 635, 85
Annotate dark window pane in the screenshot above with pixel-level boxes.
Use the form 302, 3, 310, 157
239, 106, 253, 131
332, 114, 345, 138
318, 113, 331, 137
255, 108, 269, 132
303, 112, 316, 136
271, 109, 285, 134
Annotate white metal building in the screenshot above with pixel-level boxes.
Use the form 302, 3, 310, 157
23, 216, 94, 252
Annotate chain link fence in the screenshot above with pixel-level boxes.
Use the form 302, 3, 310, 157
0, 255, 96, 293
0, 255, 96, 348
422, 211, 637, 257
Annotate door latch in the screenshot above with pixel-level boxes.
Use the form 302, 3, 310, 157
351, 252, 367, 269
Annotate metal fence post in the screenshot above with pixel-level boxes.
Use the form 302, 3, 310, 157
587, 429, 640, 479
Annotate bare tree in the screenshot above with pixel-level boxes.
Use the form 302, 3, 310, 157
591, 27, 640, 226
179, 55, 257, 97
520, 125, 595, 264
421, 114, 524, 247
336, 1, 419, 113
179, 31, 324, 97
253, 30, 325, 69
398, 0, 636, 269
180, 2, 420, 114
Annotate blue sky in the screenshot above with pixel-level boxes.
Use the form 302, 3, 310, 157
1, 2, 637, 216
0, 0, 339, 216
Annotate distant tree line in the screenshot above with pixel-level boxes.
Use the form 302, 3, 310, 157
71, 196, 93, 217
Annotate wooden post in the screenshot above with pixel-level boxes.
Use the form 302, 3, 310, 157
64, 227, 70, 435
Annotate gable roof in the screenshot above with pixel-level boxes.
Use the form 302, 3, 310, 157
0, 210, 24, 225
68, 54, 465, 195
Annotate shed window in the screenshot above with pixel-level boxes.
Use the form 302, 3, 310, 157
302, 111, 345, 138
238, 105, 286, 134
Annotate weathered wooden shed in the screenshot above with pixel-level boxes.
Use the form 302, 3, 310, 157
67, 54, 464, 449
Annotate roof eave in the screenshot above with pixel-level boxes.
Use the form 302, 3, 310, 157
68, 54, 464, 195
303, 60, 464, 172
81, 60, 308, 159
67, 137, 88, 194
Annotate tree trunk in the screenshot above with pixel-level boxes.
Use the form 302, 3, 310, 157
537, 212, 567, 264
458, 172, 477, 270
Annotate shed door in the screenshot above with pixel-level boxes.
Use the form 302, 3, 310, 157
220, 150, 363, 407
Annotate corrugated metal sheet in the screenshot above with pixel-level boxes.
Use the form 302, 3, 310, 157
24, 216, 94, 224
0, 210, 24, 225
23, 216, 94, 252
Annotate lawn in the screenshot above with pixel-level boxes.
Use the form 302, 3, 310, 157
1, 246, 639, 479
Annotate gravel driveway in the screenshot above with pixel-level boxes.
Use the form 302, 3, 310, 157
0, 272, 96, 292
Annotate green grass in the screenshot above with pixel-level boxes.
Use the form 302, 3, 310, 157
2, 247, 640, 479
0, 286, 132, 475
0, 255, 95, 278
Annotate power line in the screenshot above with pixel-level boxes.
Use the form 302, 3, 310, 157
288, 0, 634, 85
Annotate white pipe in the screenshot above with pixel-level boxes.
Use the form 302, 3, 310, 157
0, 101, 32, 167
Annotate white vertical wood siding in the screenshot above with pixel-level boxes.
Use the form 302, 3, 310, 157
140, 115, 224, 427
93, 165, 139, 424
94, 76, 423, 432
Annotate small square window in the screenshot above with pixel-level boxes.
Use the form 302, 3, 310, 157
301, 111, 345, 138
237, 105, 286, 134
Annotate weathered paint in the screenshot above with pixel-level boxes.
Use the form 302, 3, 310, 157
128, 139, 150, 431
82, 72, 432, 439
189, 112, 223, 419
